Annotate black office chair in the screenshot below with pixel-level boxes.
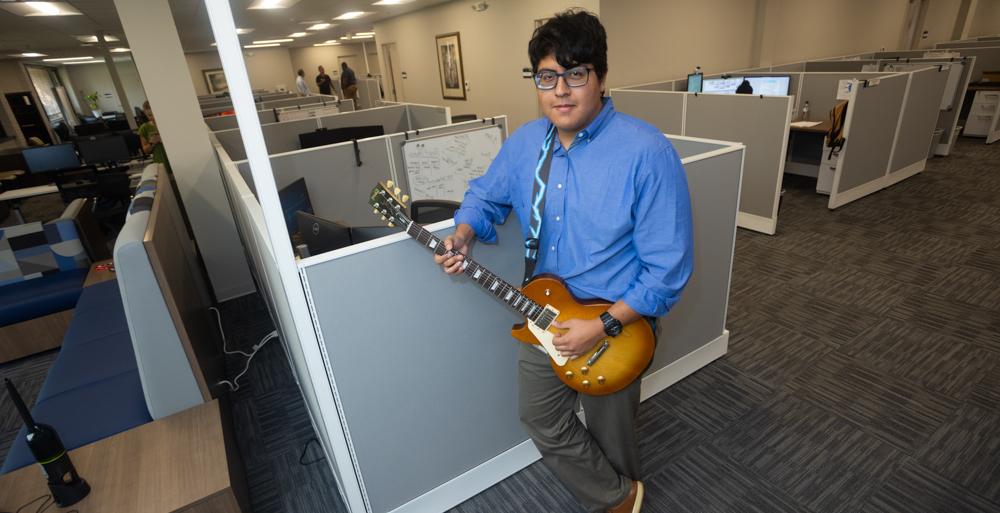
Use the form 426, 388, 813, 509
120, 132, 143, 158
410, 199, 460, 224
54, 168, 99, 203
94, 171, 132, 235
451, 114, 478, 123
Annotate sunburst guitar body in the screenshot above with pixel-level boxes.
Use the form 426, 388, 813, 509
370, 181, 656, 395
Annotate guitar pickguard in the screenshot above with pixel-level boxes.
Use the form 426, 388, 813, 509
526, 305, 568, 366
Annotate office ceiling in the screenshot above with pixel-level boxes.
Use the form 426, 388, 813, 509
0, 0, 454, 60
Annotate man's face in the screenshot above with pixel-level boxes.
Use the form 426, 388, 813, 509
536, 54, 605, 136
318, 66, 325, 74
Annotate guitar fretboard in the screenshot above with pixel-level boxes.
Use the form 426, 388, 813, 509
407, 222, 552, 325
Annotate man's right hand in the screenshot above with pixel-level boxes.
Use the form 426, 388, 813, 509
435, 224, 475, 275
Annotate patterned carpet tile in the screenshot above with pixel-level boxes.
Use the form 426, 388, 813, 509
637, 401, 703, 478
837, 248, 948, 287
730, 244, 826, 284
965, 247, 1000, 275
643, 444, 813, 513
860, 459, 1000, 513
875, 230, 982, 265
722, 312, 836, 388
788, 267, 920, 316
0, 349, 59, 461
968, 370, 1000, 413
647, 360, 773, 436
885, 293, 1000, 351
767, 229, 864, 263
841, 318, 1000, 400
926, 266, 1000, 312
751, 288, 882, 346
714, 392, 901, 513
788, 352, 957, 453
449, 462, 585, 513
917, 404, 1000, 504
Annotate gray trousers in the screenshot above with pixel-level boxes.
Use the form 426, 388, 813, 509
517, 343, 642, 513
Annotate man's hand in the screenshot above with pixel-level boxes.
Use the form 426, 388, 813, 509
551, 318, 605, 359
434, 224, 476, 275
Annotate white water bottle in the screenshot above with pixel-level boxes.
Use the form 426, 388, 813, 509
802, 100, 810, 120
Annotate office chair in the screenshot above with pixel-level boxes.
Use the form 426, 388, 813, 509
451, 114, 478, 123
410, 199, 460, 224
94, 171, 132, 235
54, 168, 99, 203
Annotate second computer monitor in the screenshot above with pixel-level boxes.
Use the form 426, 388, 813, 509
78, 135, 131, 165
702, 75, 790, 96
278, 178, 313, 234
298, 125, 385, 150
687, 73, 703, 93
296, 211, 353, 255
22, 143, 81, 174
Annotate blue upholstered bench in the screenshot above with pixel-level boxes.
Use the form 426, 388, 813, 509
1, 280, 152, 474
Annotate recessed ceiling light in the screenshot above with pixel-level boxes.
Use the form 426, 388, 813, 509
110, 48, 131, 53
64, 59, 104, 65
333, 11, 368, 20
253, 39, 293, 44
12, 52, 47, 58
43, 56, 95, 62
247, 0, 301, 9
288, 32, 308, 38
244, 43, 280, 48
355, 31, 375, 36
236, 28, 255, 35
314, 42, 340, 46
351, 34, 373, 39
307, 23, 331, 30
0, 2, 82, 16
75, 35, 120, 43
372, 0, 414, 5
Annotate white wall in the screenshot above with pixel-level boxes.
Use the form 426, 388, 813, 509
970, 0, 1000, 37
918, 0, 963, 48
373, 0, 599, 131
185, 47, 296, 96
62, 58, 148, 115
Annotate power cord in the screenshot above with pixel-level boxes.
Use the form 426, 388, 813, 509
298, 437, 326, 466
217, 330, 279, 392
209, 306, 253, 357
14, 494, 78, 513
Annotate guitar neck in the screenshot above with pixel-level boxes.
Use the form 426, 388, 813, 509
405, 222, 551, 324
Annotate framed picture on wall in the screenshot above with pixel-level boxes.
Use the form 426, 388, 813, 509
435, 32, 466, 100
203, 68, 228, 95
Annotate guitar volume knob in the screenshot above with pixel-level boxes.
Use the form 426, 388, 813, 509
582, 380, 591, 388
580, 366, 589, 375
564, 371, 573, 379
597, 376, 605, 385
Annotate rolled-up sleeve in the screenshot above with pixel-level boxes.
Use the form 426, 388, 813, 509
620, 145, 694, 317
453, 139, 516, 244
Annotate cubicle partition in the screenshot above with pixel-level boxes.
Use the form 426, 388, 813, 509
215, 103, 450, 161
611, 86, 790, 234
205, 98, 355, 132
219, 129, 744, 513
356, 78, 382, 109
876, 47, 1000, 82
937, 41, 1000, 50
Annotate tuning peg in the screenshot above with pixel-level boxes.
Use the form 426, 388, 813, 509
386, 180, 394, 188
387, 222, 395, 228
401, 194, 410, 204
373, 208, 379, 214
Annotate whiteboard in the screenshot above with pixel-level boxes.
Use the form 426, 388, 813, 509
402, 126, 502, 202
277, 104, 340, 122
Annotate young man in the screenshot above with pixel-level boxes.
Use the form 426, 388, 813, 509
295, 69, 310, 96
316, 65, 333, 95
434, 10, 693, 513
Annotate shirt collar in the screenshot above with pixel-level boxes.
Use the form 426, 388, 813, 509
563, 96, 615, 146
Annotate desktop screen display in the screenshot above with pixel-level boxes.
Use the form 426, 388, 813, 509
277, 178, 313, 234
702, 76, 791, 96
74, 123, 110, 137
296, 211, 353, 255
687, 73, 703, 93
22, 144, 81, 174
298, 125, 385, 150
702, 77, 745, 95
78, 135, 131, 165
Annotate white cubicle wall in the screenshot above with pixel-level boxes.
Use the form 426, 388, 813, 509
203, 95, 348, 131
876, 47, 1000, 83
937, 40, 1000, 50
219, 128, 744, 513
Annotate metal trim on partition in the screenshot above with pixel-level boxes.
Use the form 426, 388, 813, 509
202, 1, 368, 512
885, 72, 913, 177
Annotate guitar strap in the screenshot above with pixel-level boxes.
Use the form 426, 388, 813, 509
523, 124, 557, 286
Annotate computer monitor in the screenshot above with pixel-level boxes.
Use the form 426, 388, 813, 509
686, 73, 703, 93
78, 135, 131, 165
107, 119, 131, 132
745, 75, 791, 96
296, 211, 353, 255
349, 225, 403, 244
277, 178, 313, 234
298, 125, 385, 150
702, 76, 744, 95
22, 144, 81, 174
74, 123, 110, 137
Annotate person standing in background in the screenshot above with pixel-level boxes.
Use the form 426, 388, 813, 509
341, 62, 359, 103
138, 101, 169, 168
296, 69, 310, 96
316, 65, 333, 95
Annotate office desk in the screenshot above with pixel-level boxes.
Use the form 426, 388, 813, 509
785, 120, 837, 194
0, 400, 246, 513
0, 184, 59, 223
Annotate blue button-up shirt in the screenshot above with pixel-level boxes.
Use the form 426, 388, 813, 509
454, 98, 693, 317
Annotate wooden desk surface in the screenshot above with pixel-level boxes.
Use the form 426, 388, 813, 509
790, 119, 831, 134
0, 184, 58, 202
83, 259, 117, 287
0, 400, 241, 513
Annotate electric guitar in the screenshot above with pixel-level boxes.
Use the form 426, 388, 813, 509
369, 181, 655, 396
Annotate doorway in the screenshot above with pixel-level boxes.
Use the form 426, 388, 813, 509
4, 92, 52, 144
382, 43, 404, 102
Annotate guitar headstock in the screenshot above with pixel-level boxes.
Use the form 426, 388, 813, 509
369, 180, 412, 228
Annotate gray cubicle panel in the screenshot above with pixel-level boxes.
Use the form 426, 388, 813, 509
937, 41, 1000, 50
804, 60, 875, 72
296, 134, 743, 513
205, 109, 278, 132
618, 81, 675, 92
357, 78, 382, 109
797, 72, 892, 121
772, 62, 807, 72
828, 74, 909, 209
889, 67, 949, 176
685, 94, 791, 235
405, 103, 451, 129
610, 89, 683, 134
877, 47, 1000, 82
319, 105, 408, 134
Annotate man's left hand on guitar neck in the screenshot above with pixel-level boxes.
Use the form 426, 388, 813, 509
551, 301, 641, 359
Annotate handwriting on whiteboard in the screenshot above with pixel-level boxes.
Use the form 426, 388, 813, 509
402, 126, 502, 203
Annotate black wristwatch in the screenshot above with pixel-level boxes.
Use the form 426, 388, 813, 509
600, 311, 623, 337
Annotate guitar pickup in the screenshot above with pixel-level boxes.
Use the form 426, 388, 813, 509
586, 340, 609, 366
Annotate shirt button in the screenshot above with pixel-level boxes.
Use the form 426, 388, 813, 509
557, 183, 563, 189
550, 246, 555, 251
555, 216, 561, 221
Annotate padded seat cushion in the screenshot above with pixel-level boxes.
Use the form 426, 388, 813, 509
62, 280, 128, 349
0, 268, 87, 327
1, 370, 151, 474
36, 330, 137, 402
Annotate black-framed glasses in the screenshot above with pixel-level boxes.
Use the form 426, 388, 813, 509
534, 66, 594, 90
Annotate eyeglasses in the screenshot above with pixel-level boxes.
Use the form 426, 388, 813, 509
534, 66, 594, 90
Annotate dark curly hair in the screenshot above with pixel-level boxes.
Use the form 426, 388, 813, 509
528, 9, 608, 81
